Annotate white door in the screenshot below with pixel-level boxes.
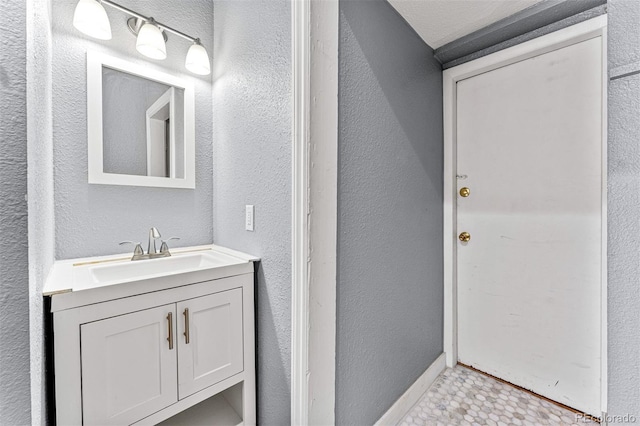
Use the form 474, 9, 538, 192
177, 288, 244, 399
456, 37, 603, 415
81, 304, 178, 425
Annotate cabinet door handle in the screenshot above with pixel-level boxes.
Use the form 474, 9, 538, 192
183, 308, 190, 344
167, 312, 174, 350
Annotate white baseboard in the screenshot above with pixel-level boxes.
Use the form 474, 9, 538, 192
375, 353, 447, 426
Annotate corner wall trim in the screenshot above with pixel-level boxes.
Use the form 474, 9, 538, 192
291, 0, 311, 423
291, 0, 339, 424
375, 353, 447, 426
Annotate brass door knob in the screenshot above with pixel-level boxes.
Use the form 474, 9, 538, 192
459, 232, 471, 242
459, 187, 470, 197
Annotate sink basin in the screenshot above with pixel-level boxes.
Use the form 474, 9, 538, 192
88, 251, 241, 285
42, 244, 259, 311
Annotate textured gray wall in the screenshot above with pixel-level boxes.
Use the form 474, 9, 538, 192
26, 0, 56, 424
52, 0, 213, 259
608, 0, 640, 70
337, 0, 444, 424
607, 0, 640, 420
211, 1, 291, 424
0, 1, 32, 424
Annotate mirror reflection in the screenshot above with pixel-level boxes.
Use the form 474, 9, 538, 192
102, 67, 185, 179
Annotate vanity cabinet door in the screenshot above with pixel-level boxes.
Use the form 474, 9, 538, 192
177, 288, 244, 399
81, 304, 178, 425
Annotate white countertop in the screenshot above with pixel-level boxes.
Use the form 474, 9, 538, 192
43, 244, 259, 312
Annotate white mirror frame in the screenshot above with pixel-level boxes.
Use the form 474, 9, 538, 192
87, 51, 196, 189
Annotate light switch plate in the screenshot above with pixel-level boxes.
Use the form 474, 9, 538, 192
245, 205, 254, 231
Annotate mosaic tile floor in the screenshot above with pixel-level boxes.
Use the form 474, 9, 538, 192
399, 366, 597, 426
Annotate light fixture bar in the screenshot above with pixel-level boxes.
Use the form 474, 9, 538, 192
101, 0, 197, 43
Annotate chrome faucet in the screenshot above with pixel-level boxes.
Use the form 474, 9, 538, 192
120, 227, 180, 261
148, 227, 161, 255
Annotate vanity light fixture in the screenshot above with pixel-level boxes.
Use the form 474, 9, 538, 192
72, 0, 211, 75
73, 0, 112, 40
134, 18, 167, 60
185, 40, 211, 76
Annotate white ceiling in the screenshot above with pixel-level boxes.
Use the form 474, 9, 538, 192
387, 0, 546, 49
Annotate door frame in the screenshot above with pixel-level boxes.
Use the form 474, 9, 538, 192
442, 15, 608, 414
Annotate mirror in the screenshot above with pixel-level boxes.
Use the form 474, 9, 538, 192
87, 52, 195, 188
102, 69, 185, 179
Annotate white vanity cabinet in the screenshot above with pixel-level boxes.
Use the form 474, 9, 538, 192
81, 304, 179, 425
45, 246, 257, 426
177, 289, 244, 399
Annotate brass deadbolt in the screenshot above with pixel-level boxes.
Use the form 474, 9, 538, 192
459, 187, 470, 197
459, 232, 471, 242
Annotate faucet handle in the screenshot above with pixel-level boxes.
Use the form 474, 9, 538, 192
160, 237, 180, 254
119, 241, 144, 257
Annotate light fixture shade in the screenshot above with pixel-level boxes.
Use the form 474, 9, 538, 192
73, 0, 112, 40
185, 42, 211, 76
136, 22, 167, 60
